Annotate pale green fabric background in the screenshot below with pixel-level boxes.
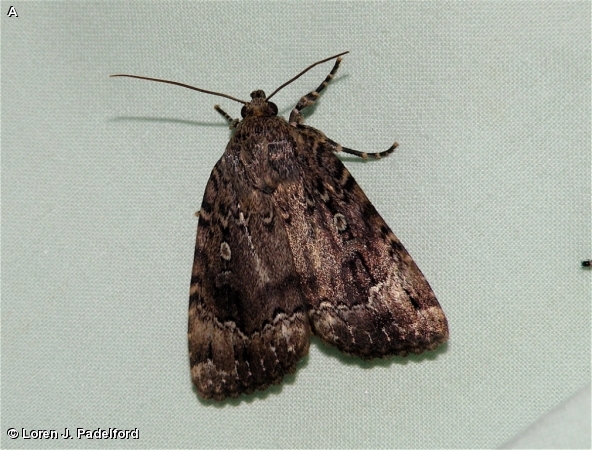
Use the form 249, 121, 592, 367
2, 1, 590, 448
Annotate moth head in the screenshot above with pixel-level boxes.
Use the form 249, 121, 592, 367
240, 90, 278, 118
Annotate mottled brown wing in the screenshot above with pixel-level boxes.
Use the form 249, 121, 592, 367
274, 132, 448, 359
188, 155, 310, 401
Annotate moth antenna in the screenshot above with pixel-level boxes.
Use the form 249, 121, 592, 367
109, 74, 248, 105
266, 51, 349, 101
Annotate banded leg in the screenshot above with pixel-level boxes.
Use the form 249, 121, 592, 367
326, 137, 398, 159
214, 105, 240, 129
289, 57, 343, 126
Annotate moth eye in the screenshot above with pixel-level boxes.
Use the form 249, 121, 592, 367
268, 102, 278, 116
241, 106, 247, 118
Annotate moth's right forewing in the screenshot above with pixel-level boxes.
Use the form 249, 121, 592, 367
277, 129, 448, 359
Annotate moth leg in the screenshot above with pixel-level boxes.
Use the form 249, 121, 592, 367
289, 57, 343, 126
214, 104, 240, 129
326, 137, 399, 159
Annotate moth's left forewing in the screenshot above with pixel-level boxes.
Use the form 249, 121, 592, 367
278, 130, 448, 358
189, 153, 310, 401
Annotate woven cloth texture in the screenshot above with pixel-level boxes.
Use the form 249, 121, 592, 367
2, 2, 590, 448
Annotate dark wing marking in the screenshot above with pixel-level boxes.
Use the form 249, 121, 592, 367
188, 155, 310, 401
276, 128, 448, 358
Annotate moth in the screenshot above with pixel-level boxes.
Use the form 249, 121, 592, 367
112, 52, 448, 401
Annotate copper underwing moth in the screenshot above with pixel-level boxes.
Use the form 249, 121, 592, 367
111, 52, 449, 401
